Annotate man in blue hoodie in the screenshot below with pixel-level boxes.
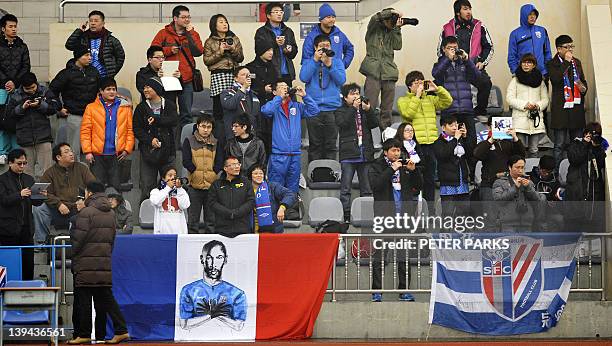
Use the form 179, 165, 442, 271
261, 82, 319, 193
507, 4, 552, 78
300, 34, 346, 162
301, 3, 354, 69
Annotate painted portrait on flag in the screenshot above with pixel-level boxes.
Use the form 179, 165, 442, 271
174, 235, 258, 341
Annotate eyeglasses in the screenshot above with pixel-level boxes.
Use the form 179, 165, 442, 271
197, 124, 212, 129
14, 161, 27, 166
178, 15, 191, 19
151, 56, 165, 60
225, 162, 241, 168
404, 128, 414, 133
560, 44, 575, 49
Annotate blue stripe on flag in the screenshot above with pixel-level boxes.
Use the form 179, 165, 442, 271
436, 263, 481, 294
111, 235, 178, 340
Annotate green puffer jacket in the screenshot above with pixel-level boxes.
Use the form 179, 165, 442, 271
359, 9, 403, 81
397, 87, 453, 145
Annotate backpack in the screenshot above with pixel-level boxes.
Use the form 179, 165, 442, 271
314, 219, 349, 234
310, 167, 338, 183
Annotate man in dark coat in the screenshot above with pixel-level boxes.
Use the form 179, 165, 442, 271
208, 156, 255, 237
335, 83, 378, 221
546, 35, 588, 171
136, 45, 180, 103
254, 2, 298, 84
65, 10, 125, 78
368, 138, 422, 303
0, 14, 30, 91
68, 181, 129, 345
49, 48, 100, 160
0, 149, 43, 280
224, 115, 266, 177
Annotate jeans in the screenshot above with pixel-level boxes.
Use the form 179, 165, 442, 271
0, 130, 18, 155
22, 142, 53, 178
306, 111, 337, 162
178, 82, 194, 127
420, 144, 437, 203
139, 156, 175, 204
517, 133, 543, 158
553, 128, 583, 170
364, 77, 395, 129
56, 114, 83, 161
339, 162, 371, 216
90, 155, 120, 190
472, 68, 492, 116
72, 286, 127, 340
187, 187, 211, 234
33, 203, 73, 245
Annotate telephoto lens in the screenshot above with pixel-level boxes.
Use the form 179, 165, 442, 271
401, 17, 419, 26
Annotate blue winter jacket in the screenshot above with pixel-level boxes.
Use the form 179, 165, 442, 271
261, 95, 319, 154
301, 24, 354, 69
262, 181, 297, 233
432, 55, 480, 115
299, 57, 346, 112
507, 4, 552, 76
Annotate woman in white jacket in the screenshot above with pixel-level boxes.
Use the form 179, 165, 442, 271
149, 165, 191, 234
506, 53, 549, 158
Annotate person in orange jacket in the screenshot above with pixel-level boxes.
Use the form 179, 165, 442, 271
80, 77, 134, 190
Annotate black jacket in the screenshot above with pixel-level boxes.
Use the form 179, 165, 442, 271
70, 193, 116, 287
65, 28, 125, 78
473, 138, 525, 188
133, 98, 178, 165
224, 134, 267, 176
0, 35, 30, 87
246, 57, 278, 105
48, 59, 100, 116
528, 167, 562, 201
335, 103, 379, 162
433, 135, 473, 187
566, 138, 606, 203
0, 170, 41, 239
207, 174, 255, 237
547, 55, 587, 130
135, 64, 158, 102
7, 84, 60, 147
368, 155, 422, 219
220, 85, 261, 140
254, 22, 298, 81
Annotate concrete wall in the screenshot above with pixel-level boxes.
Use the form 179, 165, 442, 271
313, 301, 612, 339
47, 0, 590, 111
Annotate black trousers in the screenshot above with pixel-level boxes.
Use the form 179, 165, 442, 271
306, 110, 337, 162
0, 227, 34, 280
212, 96, 226, 155
139, 156, 175, 204
90, 155, 120, 190
187, 187, 212, 234
372, 246, 410, 290
472, 69, 493, 116
73, 286, 128, 340
420, 144, 437, 203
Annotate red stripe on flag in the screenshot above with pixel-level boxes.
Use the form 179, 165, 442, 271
482, 276, 494, 306
256, 233, 339, 340
513, 243, 540, 293
512, 244, 526, 271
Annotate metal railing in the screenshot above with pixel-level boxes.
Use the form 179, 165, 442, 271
327, 233, 609, 302
51, 236, 72, 305
59, 0, 361, 23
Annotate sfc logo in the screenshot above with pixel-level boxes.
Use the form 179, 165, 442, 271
481, 236, 543, 321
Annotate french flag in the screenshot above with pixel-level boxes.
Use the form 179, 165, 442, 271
110, 234, 338, 341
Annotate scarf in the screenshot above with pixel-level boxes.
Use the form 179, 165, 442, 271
194, 130, 216, 146
560, 56, 582, 109
255, 181, 274, 227
85, 28, 109, 56
403, 140, 420, 163
442, 132, 465, 157
355, 109, 363, 147
515, 66, 543, 88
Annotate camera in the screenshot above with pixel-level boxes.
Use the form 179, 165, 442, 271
423, 81, 430, 90
287, 87, 298, 96
360, 96, 369, 104
456, 48, 465, 57
175, 177, 189, 186
26, 96, 42, 102
221, 37, 234, 46
320, 47, 335, 57
591, 131, 602, 146
528, 109, 539, 120
248, 73, 256, 79
388, 13, 419, 26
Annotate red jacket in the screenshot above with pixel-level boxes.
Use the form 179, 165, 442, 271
151, 23, 203, 82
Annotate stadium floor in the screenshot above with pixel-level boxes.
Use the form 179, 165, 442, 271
7, 340, 612, 345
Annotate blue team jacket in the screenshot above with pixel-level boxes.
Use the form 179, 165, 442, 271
507, 4, 552, 76
301, 24, 354, 69
299, 57, 346, 112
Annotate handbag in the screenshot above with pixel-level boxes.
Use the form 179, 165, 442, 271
177, 39, 204, 92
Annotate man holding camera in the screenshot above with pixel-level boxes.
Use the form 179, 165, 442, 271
433, 36, 481, 180
255, 2, 299, 85
221, 66, 260, 141
261, 82, 319, 193
360, 8, 416, 129
437, 0, 493, 122
7, 72, 60, 178
368, 138, 422, 302
300, 34, 346, 162
547, 35, 588, 171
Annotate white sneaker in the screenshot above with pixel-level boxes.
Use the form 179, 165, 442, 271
0, 155, 7, 165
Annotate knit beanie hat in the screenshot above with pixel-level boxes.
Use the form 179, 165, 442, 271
555, 35, 573, 48
73, 46, 90, 59
255, 39, 275, 57
144, 76, 165, 97
319, 3, 336, 20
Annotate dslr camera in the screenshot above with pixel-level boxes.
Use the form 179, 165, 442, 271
287, 87, 298, 96
319, 47, 335, 57
221, 37, 234, 46
175, 177, 189, 186
359, 96, 369, 104
591, 131, 603, 146
383, 11, 419, 26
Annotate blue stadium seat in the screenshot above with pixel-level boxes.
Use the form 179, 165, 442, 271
2, 280, 49, 325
